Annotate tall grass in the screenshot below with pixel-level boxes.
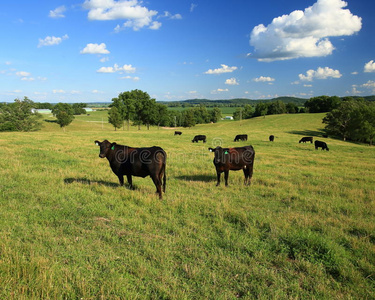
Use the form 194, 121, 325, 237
0, 112, 374, 299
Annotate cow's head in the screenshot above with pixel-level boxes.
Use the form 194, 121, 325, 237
95, 140, 116, 158
208, 147, 229, 163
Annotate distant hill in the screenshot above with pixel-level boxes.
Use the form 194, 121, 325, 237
159, 95, 375, 107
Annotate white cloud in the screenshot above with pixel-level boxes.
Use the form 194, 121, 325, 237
361, 80, 375, 89
253, 76, 275, 82
225, 78, 239, 85
190, 4, 197, 12
364, 60, 375, 73
53, 89, 66, 94
49, 6, 66, 18
97, 63, 136, 73
83, 0, 158, 31
211, 88, 229, 94
16, 71, 31, 77
299, 67, 342, 81
250, 0, 362, 61
160, 11, 182, 20
81, 43, 110, 54
100, 57, 110, 63
205, 64, 237, 74
38, 34, 68, 47
121, 75, 140, 81
351, 71, 358, 75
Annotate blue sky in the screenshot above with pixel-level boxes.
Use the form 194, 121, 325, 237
0, 0, 374, 103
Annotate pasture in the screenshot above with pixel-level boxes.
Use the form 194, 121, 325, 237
0, 112, 374, 299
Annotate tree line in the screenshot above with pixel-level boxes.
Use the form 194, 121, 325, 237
107, 89, 222, 130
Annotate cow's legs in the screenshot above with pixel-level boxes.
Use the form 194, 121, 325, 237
118, 175, 124, 186
151, 175, 162, 199
127, 175, 134, 189
216, 171, 221, 186
224, 171, 229, 186
243, 168, 250, 185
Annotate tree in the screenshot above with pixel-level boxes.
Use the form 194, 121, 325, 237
254, 102, 268, 118
286, 103, 299, 113
304, 96, 341, 113
72, 103, 87, 115
0, 97, 42, 131
52, 103, 75, 131
108, 106, 123, 130
210, 107, 222, 123
182, 109, 196, 127
322, 99, 375, 144
153, 103, 170, 128
233, 104, 253, 120
267, 100, 286, 115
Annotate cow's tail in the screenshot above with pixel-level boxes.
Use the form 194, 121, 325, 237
162, 151, 167, 193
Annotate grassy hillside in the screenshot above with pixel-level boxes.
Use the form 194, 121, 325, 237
0, 112, 374, 299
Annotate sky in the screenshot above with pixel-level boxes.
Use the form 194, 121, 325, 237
0, 0, 374, 103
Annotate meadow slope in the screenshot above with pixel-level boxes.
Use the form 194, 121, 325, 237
0, 112, 374, 299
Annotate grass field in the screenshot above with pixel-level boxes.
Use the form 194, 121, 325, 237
0, 111, 374, 299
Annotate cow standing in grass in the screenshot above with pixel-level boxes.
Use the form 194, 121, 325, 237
299, 137, 313, 143
192, 135, 206, 143
269, 135, 274, 142
208, 146, 255, 187
95, 140, 167, 199
234, 134, 248, 142
315, 140, 329, 151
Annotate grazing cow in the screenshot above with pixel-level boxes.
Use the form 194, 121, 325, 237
208, 146, 255, 187
234, 134, 248, 142
192, 135, 206, 143
323, 134, 328, 138
315, 140, 329, 151
94, 140, 167, 199
174, 131, 182, 135
299, 137, 313, 143
269, 135, 275, 142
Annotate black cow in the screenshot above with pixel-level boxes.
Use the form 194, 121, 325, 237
315, 140, 329, 151
269, 135, 274, 142
174, 131, 182, 135
192, 135, 206, 143
95, 140, 167, 199
299, 137, 313, 143
208, 146, 255, 187
234, 134, 248, 142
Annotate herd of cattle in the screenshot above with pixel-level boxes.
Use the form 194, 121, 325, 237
95, 132, 329, 199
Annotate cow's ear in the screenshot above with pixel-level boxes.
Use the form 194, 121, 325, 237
110, 142, 117, 150
208, 148, 213, 152
95, 140, 101, 146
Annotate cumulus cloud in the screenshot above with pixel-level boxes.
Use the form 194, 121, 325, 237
83, 0, 158, 31
361, 80, 375, 89
225, 78, 239, 85
211, 88, 229, 94
364, 60, 375, 73
250, 0, 362, 61
16, 71, 31, 77
38, 34, 68, 47
299, 67, 342, 81
49, 6, 66, 18
121, 75, 140, 81
205, 64, 237, 74
97, 63, 136, 73
253, 76, 275, 82
80, 43, 110, 54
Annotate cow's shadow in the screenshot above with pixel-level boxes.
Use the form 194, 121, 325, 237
64, 177, 119, 188
175, 174, 214, 182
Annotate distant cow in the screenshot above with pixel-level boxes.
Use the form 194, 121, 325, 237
299, 137, 313, 143
208, 146, 255, 186
94, 140, 167, 199
192, 135, 206, 143
174, 131, 182, 135
269, 135, 274, 142
234, 134, 248, 142
315, 140, 329, 151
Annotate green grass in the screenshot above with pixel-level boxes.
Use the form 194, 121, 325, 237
0, 112, 374, 299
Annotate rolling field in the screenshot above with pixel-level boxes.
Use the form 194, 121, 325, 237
0, 112, 374, 299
